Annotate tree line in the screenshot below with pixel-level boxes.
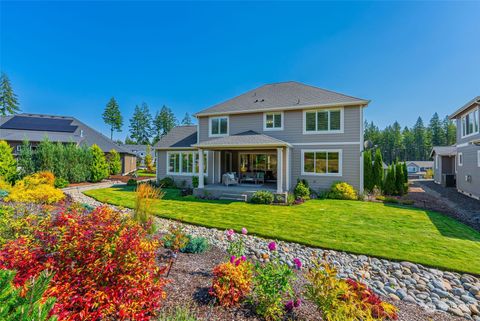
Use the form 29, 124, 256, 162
364, 113, 456, 164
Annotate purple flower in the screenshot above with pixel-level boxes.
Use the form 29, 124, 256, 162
235, 259, 241, 266
230, 255, 236, 264
268, 241, 277, 251
293, 258, 302, 270
240, 255, 246, 261
241, 227, 248, 235
294, 298, 302, 308
285, 300, 294, 312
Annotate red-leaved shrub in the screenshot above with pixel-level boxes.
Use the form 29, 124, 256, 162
0, 206, 167, 321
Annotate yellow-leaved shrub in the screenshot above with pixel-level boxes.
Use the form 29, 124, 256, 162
0, 177, 12, 192
6, 171, 65, 204
328, 182, 358, 200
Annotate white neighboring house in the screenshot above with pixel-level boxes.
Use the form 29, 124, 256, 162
405, 161, 434, 179
123, 144, 156, 167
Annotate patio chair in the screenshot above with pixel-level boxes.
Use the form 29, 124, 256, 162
255, 172, 265, 184
240, 172, 256, 184
222, 172, 239, 186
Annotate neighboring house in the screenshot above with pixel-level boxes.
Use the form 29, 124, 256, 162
405, 161, 434, 179
123, 144, 156, 167
430, 146, 457, 186
155, 81, 369, 195
448, 96, 480, 200
0, 113, 137, 174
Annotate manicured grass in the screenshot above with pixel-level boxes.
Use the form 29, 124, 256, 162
136, 170, 156, 177
84, 186, 480, 274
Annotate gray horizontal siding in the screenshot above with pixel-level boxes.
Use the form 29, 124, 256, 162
456, 144, 480, 199
198, 106, 362, 144
290, 144, 361, 192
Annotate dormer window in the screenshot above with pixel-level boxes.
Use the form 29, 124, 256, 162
263, 112, 283, 131
209, 116, 228, 137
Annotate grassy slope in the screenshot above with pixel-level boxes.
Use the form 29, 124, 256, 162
84, 186, 480, 274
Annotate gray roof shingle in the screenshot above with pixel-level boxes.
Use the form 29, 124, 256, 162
193, 131, 290, 148
195, 81, 369, 116
155, 126, 198, 149
430, 146, 457, 157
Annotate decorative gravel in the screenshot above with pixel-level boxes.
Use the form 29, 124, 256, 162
68, 188, 480, 320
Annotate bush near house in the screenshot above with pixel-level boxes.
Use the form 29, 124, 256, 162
327, 182, 357, 200
0, 140, 17, 183
294, 181, 310, 200
250, 190, 274, 204
6, 171, 65, 204
90, 144, 109, 182
108, 149, 122, 175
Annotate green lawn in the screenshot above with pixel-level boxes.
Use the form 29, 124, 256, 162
84, 186, 480, 274
136, 170, 156, 177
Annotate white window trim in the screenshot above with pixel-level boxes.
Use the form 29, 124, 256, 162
300, 149, 343, 177
263, 111, 284, 131
435, 155, 439, 169
477, 150, 480, 167
458, 152, 463, 166
166, 151, 208, 176
209, 116, 229, 137
461, 107, 479, 139
302, 107, 344, 135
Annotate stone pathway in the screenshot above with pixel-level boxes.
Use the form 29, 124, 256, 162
66, 187, 480, 320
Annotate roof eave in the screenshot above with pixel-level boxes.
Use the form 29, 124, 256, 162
191, 142, 292, 149
449, 97, 480, 119
194, 100, 370, 118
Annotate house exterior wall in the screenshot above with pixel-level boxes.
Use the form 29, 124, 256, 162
121, 154, 137, 174
456, 144, 480, 199
433, 155, 455, 185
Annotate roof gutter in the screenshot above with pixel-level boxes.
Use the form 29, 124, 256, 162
194, 100, 370, 118
191, 142, 292, 149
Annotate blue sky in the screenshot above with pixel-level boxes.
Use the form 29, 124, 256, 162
1, 1, 479, 140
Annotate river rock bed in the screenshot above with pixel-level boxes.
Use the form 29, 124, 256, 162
67, 188, 480, 320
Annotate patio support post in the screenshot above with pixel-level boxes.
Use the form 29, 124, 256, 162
277, 147, 283, 193
198, 148, 205, 188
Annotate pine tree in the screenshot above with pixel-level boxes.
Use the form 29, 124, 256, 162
363, 149, 373, 192
0, 140, 17, 183
429, 112, 446, 146
90, 144, 109, 182
102, 97, 123, 140
107, 149, 122, 175
383, 165, 396, 196
124, 136, 136, 144
402, 162, 409, 193
35, 138, 55, 172
443, 115, 456, 146
372, 148, 384, 190
413, 117, 427, 160
129, 103, 153, 145
153, 105, 177, 141
402, 127, 415, 160
0, 73, 20, 116
395, 161, 405, 196
17, 140, 35, 178
181, 112, 193, 125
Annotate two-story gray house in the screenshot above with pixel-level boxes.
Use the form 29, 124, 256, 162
448, 96, 480, 199
155, 82, 369, 198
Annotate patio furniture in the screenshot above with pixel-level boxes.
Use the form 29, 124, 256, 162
240, 172, 256, 184
255, 172, 265, 184
222, 172, 239, 186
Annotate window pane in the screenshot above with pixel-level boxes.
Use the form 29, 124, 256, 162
266, 114, 274, 128
327, 152, 339, 173
274, 114, 282, 128
220, 118, 228, 134
175, 154, 180, 172
169, 154, 175, 172
317, 111, 328, 131
306, 112, 316, 131
304, 152, 315, 173
315, 152, 327, 173
211, 119, 219, 134
330, 111, 341, 130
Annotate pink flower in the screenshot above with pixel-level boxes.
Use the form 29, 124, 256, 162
235, 259, 241, 266
241, 227, 248, 235
268, 241, 277, 251
285, 300, 294, 312
230, 255, 236, 264
293, 258, 302, 269
225, 229, 235, 241
294, 298, 302, 308
240, 255, 246, 261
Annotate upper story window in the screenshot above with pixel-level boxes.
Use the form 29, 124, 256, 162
303, 108, 343, 134
209, 116, 228, 137
263, 112, 283, 131
461, 108, 479, 138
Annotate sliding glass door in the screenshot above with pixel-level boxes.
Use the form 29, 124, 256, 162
239, 152, 277, 181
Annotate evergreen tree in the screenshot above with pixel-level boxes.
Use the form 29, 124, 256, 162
52, 142, 67, 180
102, 97, 123, 140
402, 127, 415, 160
443, 115, 456, 146
35, 138, 55, 172
181, 112, 193, 125
383, 165, 396, 196
129, 103, 153, 145
0, 140, 17, 183
153, 105, 177, 141
90, 144, 109, 182
413, 117, 427, 160
372, 148, 384, 190
391, 122, 404, 162
402, 162, 409, 193
0, 73, 20, 116
17, 140, 35, 178
107, 149, 122, 175
395, 161, 405, 196
124, 136, 136, 144
429, 112, 446, 146
363, 149, 373, 192
364, 121, 381, 146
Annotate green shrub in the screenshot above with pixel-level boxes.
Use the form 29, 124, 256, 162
250, 190, 274, 204
294, 181, 310, 200
376, 195, 399, 204
90, 144, 109, 182
54, 177, 69, 189
127, 179, 138, 186
157, 305, 198, 321
108, 149, 122, 175
0, 140, 17, 183
328, 182, 357, 200
159, 177, 176, 188
17, 140, 35, 178
181, 235, 209, 254
35, 138, 55, 173
286, 193, 296, 205
401, 199, 414, 205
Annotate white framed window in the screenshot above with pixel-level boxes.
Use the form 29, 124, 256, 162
167, 151, 207, 175
435, 155, 439, 169
303, 108, 343, 134
458, 152, 463, 166
263, 112, 283, 131
477, 150, 480, 167
301, 149, 342, 176
209, 116, 229, 137
461, 107, 479, 138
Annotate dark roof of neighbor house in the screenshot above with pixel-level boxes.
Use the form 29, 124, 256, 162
195, 81, 369, 117
155, 126, 198, 149
0, 114, 134, 155
405, 161, 434, 168
193, 130, 291, 149
430, 146, 457, 157
449, 96, 480, 119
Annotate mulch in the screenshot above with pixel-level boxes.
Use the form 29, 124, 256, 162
159, 246, 466, 321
